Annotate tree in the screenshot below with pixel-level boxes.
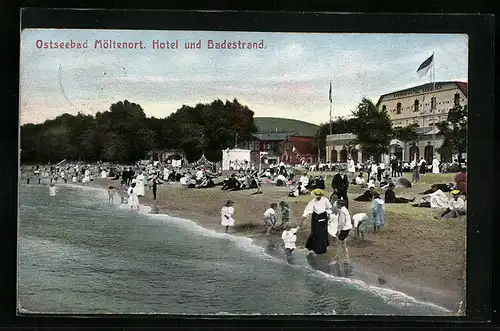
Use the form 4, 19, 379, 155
393, 123, 420, 161
436, 104, 468, 164
350, 98, 393, 161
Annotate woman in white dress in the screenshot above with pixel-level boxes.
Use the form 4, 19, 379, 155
134, 173, 145, 197
221, 200, 235, 233
127, 183, 139, 211
432, 157, 440, 174
101, 169, 108, 178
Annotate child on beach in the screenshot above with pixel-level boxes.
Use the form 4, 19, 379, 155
281, 225, 300, 261
263, 203, 278, 236
119, 184, 127, 204
220, 200, 235, 233
276, 201, 291, 230
335, 199, 352, 262
108, 186, 115, 204
127, 183, 139, 211
49, 183, 57, 197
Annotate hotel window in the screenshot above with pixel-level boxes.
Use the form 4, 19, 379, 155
396, 103, 401, 114
255, 141, 260, 150
431, 97, 436, 109
454, 93, 460, 106
382, 105, 387, 112
414, 99, 419, 112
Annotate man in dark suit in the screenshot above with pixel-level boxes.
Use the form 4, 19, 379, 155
331, 171, 349, 208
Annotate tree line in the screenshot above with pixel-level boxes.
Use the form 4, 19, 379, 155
20, 99, 257, 164
21, 97, 467, 165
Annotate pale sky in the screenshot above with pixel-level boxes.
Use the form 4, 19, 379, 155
19, 29, 468, 125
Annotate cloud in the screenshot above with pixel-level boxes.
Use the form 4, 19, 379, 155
19, 30, 468, 125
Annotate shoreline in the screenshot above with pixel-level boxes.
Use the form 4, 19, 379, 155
85, 178, 461, 313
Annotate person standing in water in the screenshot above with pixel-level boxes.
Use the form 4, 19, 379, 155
302, 189, 332, 255
220, 200, 235, 233
127, 183, 139, 211
335, 199, 352, 262
152, 175, 158, 200
281, 225, 300, 262
49, 183, 57, 197
108, 186, 115, 204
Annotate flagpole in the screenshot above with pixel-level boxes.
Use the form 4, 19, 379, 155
329, 80, 333, 135
431, 51, 436, 156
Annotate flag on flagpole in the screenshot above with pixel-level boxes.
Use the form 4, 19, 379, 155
329, 80, 332, 103
417, 54, 434, 78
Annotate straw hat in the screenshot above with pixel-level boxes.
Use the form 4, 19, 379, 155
451, 190, 460, 196
311, 189, 325, 198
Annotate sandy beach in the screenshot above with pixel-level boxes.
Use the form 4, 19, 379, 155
94, 172, 466, 312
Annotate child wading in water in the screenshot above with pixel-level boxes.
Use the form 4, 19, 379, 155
220, 200, 235, 233
108, 186, 115, 204
49, 183, 57, 197
263, 203, 278, 236
281, 224, 300, 262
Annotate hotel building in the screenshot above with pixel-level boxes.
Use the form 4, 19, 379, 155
325, 81, 468, 164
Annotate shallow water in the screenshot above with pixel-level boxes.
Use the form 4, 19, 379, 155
17, 184, 450, 315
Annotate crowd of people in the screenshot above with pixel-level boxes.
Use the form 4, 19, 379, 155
23, 153, 467, 265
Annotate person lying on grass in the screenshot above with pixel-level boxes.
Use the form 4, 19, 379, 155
436, 190, 466, 219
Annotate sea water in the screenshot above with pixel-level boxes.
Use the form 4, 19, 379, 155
17, 184, 450, 315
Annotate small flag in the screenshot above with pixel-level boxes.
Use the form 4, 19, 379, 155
417, 54, 434, 78
329, 80, 332, 103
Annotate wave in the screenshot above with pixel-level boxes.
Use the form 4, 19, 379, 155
58, 183, 451, 314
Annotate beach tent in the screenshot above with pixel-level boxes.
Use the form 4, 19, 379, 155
193, 154, 213, 166
222, 149, 251, 171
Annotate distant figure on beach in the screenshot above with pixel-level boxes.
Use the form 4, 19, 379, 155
372, 192, 386, 233
302, 189, 332, 255
151, 175, 159, 200
281, 225, 299, 262
221, 200, 235, 233
263, 203, 278, 236
127, 183, 139, 211
411, 157, 420, 183
49, 183, 57, 197
108, 186, 115, 204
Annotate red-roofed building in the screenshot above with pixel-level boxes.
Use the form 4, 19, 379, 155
281, 136, 318, 165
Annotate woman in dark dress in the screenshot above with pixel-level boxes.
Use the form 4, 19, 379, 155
301, 189, 333, 255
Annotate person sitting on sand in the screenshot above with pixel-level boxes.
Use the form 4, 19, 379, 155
49, 183, 57, 197
281, 225, 300, 262
108, 186, 115, 204
355, 172, 366, 186
420, 183, 455, 195
302, 189, 332, 255
263, 203, 278, 236
354, 186, 376, 202
438, 190, 466, 219
276, 201, 291, 230
372, 192, 385, 233
299, 172, 310, 189
221, 200, 235, 233
384, 182, 415, 203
